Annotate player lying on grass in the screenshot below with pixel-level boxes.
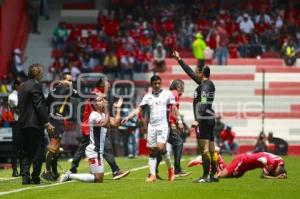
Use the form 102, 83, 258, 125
218, 152, 287, 179
60, 96, 123, 183
189, 152, 287, 179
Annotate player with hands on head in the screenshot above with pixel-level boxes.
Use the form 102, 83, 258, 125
60, 97, 123, 183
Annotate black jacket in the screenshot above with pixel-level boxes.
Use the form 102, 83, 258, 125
18, 79, 49, 130
46, 82, 80, 118
178, 59, 215, 121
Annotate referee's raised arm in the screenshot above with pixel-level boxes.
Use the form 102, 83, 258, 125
173, 51, 202, 85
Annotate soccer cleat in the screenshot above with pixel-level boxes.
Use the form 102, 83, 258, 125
193, 177, 210, 183
175, 170, 192, 177
156, 174, 163, 180
31, 178, 41, 184
146, 174, 157, 182
41, 171, 55, 181
113, 170, 130, 180
188, 156, 203, 167
22, 176, 31, 185
168, 167, 175, 182
59, 171, 71, 182
209, 176, 219, 183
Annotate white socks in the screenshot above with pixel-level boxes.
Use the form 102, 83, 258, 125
69, 173, 95, 182
148, 157, 157, 175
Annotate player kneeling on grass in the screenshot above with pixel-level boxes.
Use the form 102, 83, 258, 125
218, 152, 287, 179
60, 96, 123, 183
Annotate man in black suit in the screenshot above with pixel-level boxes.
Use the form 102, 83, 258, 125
18, 63, 54, 184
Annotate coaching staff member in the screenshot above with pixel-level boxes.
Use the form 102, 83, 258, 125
18, 63, 55, 184
173, 51, 218, 183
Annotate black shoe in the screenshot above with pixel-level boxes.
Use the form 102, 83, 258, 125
12, 170, 19, 177
31, 180, 41, 184
175, 170, 192, 177
112, 170, 130, 180
156, 174, 163, 180
209, 176, 219, 182
31, 177, 41, 184
41, 171, 55, 181
22, 176, 31, 185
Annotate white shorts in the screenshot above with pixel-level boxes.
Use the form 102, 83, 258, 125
147, 124, 169, 147
85, 146, 104, 174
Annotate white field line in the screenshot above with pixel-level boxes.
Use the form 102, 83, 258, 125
0, 159, 187, 196
0, 177, 21, 182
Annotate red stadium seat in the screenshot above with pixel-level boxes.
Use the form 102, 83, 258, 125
261, 51, 280, 58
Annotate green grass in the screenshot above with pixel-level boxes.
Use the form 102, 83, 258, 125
0, 156, 299, 199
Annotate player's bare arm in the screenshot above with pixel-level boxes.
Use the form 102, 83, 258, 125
109, 98, 123, 127
172, 105, 184, 132
121, 106, 142, 125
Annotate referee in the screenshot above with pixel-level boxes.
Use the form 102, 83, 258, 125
173, 51, 218, 183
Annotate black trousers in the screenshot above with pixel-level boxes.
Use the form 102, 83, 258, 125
11, 122, 23, 173
70, 133, 120, 173
21, 127, 44, 181
157, 128, 183, 173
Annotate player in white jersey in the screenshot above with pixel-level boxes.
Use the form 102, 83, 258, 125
60, 95, 123, 183
122, 75, 181, 182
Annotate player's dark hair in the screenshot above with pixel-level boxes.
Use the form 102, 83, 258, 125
278, 166, 287, 176
150, 75, 161, 83
198, 66, 210, 78
95, 77, 105, 87
12, 79, 22, 90
169, 79, 184, 90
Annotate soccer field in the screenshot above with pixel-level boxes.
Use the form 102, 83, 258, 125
0, 156, 299, 199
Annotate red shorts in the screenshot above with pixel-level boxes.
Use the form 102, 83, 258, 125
226, 154, 247, 178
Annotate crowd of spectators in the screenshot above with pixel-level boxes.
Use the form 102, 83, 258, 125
47, 0, 300, 80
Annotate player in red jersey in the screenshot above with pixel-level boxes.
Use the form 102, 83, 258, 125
218, 152, 287, 179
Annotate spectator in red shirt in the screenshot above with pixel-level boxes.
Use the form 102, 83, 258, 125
68, 25, 81, 43
164, 32, 176, 56
206, 27, 217, 50
162, 17, 175, 33
139, 30, 153, 52
103, 14, 119, 37
151, 17, 161, 35
220, 125, 238, 155
49, 58, 63, 80
133, 45, 145, 73
237, 32, 250, 57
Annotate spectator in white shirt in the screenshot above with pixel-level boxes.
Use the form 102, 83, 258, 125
239, 14, 254, 34
63, 62, 81, 81
255, 11, 272, 25
153, 43, 167, 72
